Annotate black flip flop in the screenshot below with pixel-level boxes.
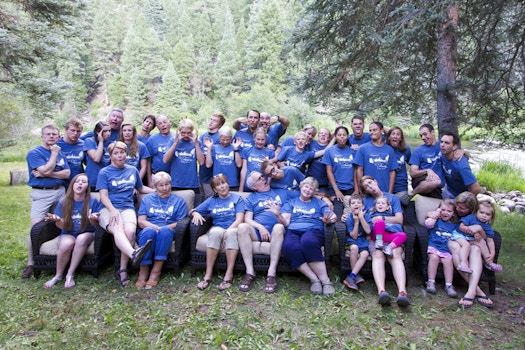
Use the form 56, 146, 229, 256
476, 295, 495, 308
456, 297, 474, 308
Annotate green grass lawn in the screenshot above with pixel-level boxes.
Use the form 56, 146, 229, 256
1, 162, 524, 349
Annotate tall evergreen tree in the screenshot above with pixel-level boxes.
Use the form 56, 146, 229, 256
156, 60, 186, 112
244, 0, 287, 92
214, 2, 243, 99
291, 1, 525, 137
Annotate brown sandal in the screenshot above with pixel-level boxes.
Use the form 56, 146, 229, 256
264, 275, 278, 293
239, 274, 256, 292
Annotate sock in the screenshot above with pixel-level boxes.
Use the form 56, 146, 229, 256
349, 273, 356, 278
428, 279, 435, 284
445, 282, 452, 288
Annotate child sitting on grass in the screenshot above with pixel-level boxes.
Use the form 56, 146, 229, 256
424, 199, 459, 297
343, 194, 372, 291
454, 200, 503, 272
369, 196, 407, 256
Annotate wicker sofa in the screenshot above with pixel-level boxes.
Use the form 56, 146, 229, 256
30, 220, 113, 278
410, 195, 502, 295
334, 199, 421, 281
189, 191, 334, 276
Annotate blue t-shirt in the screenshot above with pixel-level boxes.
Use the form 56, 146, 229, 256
269, 166, 305, 191
306, 141, 329, 186
322, 145, 356, 191
26, 146, 70, 188
354, 142, 397, 193
409, 143, 444, 185
267, 123, 286, 148
166, 139, 200, 189
441, 156, 478, 199
137, 192, 187, 226
281, 197, 331, 232
96, 164, 143, 210
83, 137, 111, 187
245, 189, 296, 232
81, 128, 120, 144
210, 144, 239, 186
146, 132, 174, 173
234, 128, 270, 150
240, 147, 275, 190
428, 219, 457, 253
137, 134, 150, 144
194, 193, 246, 229
125, 141, 150, 171
392, 146, 411, 193
349, 133, 371, 146
198, 131, 220, 183
460, 213, 494, 239
345, 211, 373, 245
277, 146, 315, 174
54, 197, 102, 237
369, 210, 403, 233
57, 138, 85, 183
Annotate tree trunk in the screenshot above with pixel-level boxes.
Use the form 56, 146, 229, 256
436, 5, 459, 138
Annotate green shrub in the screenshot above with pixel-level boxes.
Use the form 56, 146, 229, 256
477, 160, 525, 192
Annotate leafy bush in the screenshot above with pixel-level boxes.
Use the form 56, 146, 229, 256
477, 161, 525, 192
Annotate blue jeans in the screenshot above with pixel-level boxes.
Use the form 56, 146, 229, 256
137, 226, 175, 265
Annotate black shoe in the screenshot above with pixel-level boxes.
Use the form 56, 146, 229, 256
131, 239, 152, 268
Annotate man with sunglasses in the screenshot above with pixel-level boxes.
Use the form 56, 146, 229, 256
237, 171, 298, 293
260, 160, 305, 191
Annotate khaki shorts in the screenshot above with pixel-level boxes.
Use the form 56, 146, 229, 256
30, 187, 65, 221
99, 208, 137, 230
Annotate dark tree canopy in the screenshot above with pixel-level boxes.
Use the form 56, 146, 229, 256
292, 0, 525, 142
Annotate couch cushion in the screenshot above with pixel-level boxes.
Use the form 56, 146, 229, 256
40, 236, 95, 255
414, 196, 442, 226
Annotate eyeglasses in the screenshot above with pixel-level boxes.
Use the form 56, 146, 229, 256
268, 167, 277, 177
254, 175, 265, 185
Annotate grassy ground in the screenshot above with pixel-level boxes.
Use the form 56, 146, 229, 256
1, 162, 524, 349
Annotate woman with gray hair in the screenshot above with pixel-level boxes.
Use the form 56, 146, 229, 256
280, 177, 337, 296
136, 172, 188, 289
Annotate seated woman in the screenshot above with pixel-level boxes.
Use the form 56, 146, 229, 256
136, 172, 188, 289
191, 174, 245, 291
43, 174, 103, 289
446, 191, 494, 308
280, 177, 337, 296
97, 141, 155, 286
360, 175, 410, 307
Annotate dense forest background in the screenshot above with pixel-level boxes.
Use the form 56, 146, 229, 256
1, 0, 524, 146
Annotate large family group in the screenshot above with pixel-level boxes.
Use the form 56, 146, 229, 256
23, 108, 499, 308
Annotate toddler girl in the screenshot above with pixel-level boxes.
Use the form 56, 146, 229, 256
454, 200, 502, 272
424, 199, 459, 297
369, 196, 407, 256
